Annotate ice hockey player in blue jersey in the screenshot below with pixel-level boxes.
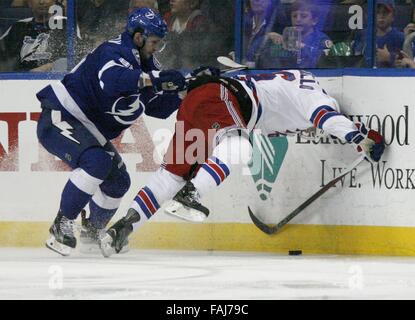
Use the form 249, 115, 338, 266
36, 7, 187, 256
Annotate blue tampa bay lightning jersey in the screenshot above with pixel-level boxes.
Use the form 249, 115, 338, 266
36, 31, 181, 143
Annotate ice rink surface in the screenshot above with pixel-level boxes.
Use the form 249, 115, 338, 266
1, 248, 415, 300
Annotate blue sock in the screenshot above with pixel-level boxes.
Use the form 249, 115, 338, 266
88, 200, 117, 229
60, 180, 92, 220
58, 148, 113, 220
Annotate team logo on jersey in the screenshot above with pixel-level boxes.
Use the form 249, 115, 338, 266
145, 11, 155, 19
20, 33, 52, 62
248, 133, 288, 201
106, 94, 145, 125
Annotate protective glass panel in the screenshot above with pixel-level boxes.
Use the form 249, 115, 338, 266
242, 0, 369, 69
155, 0, 235, 69
378, 0, 415, 68
74, 0, 129, 63
73, 0, 235, 71
0, 0, 68, 72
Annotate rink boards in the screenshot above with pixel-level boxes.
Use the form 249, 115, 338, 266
0, 76, 414, 256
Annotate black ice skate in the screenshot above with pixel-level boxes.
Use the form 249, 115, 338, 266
165, 181, 210, 223
81, 210, 130, 255
45, 211, 77, 256
99, 208, 139, 258
79, 210, 104, 254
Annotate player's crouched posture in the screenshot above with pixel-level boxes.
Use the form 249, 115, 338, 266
36, 8, 187, 256
99, 70, 385, 257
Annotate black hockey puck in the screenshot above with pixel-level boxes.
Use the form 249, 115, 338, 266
288, 250, 302, 256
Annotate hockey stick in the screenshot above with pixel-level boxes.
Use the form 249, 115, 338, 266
248, 155, 366, 235
217, 56, 248, 71
142, 63, 246, 89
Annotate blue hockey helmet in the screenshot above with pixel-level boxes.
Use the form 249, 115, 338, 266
126, 7, 168, 39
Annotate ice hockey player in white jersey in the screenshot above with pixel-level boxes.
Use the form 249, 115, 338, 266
36, 8, 187, 256
98, 70, 385, 257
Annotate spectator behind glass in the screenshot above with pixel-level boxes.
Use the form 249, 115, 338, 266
76, 0, 128, 59
10, 0, 28, 6
157, 0, 210, 69
201, 0, 235, 60
243, 0, 277, 68
117, 1, 158, 41
157, 0, 171, 16
0, 0, 67, 72
75, 1, 159, 64
164, 0, 207, 35
396, 3, 415, 68
256, 0, 332, 69
376, 0, 404, 67
128, 0, 158, 14
77, 0, 128, 44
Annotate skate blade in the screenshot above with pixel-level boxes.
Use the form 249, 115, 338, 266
119, 245, 130, 254
98, 233, 116, 258
80, 242, 129, 255
45, 235, 72, 256
165, 201, 207, 223
79, 242, 101, 254
80, 229, 105, 254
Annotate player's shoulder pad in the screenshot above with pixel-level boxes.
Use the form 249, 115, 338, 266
99, 43, 140, 69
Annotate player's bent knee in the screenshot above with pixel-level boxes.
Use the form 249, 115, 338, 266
78, 147, 113, 180
100, 169, 131, 199
213, 134, 252, 166
118, 170, 131, 196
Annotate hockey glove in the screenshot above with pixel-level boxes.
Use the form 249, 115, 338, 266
150, 70, 187, 94
191, 66, 221, 77
346, 123, 385, 162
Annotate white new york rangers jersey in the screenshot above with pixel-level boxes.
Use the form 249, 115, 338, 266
237, 70, 357, 141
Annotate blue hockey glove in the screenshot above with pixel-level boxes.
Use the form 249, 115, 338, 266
346, 123, 385, 162
150, 70, 187, 94
191, 66, 221, 77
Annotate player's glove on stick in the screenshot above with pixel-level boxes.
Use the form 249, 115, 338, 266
346, 123, 385, 162
191, 66, 221, 77
150, 70, 187, 94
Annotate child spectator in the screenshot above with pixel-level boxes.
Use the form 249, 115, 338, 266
0, 0, 67, 72
289, 0, 332, 67
376, 0, 405, 67
256, 0, 332, 68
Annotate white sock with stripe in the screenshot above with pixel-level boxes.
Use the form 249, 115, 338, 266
192, 134, 252, 198
130, 167, 186, 231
